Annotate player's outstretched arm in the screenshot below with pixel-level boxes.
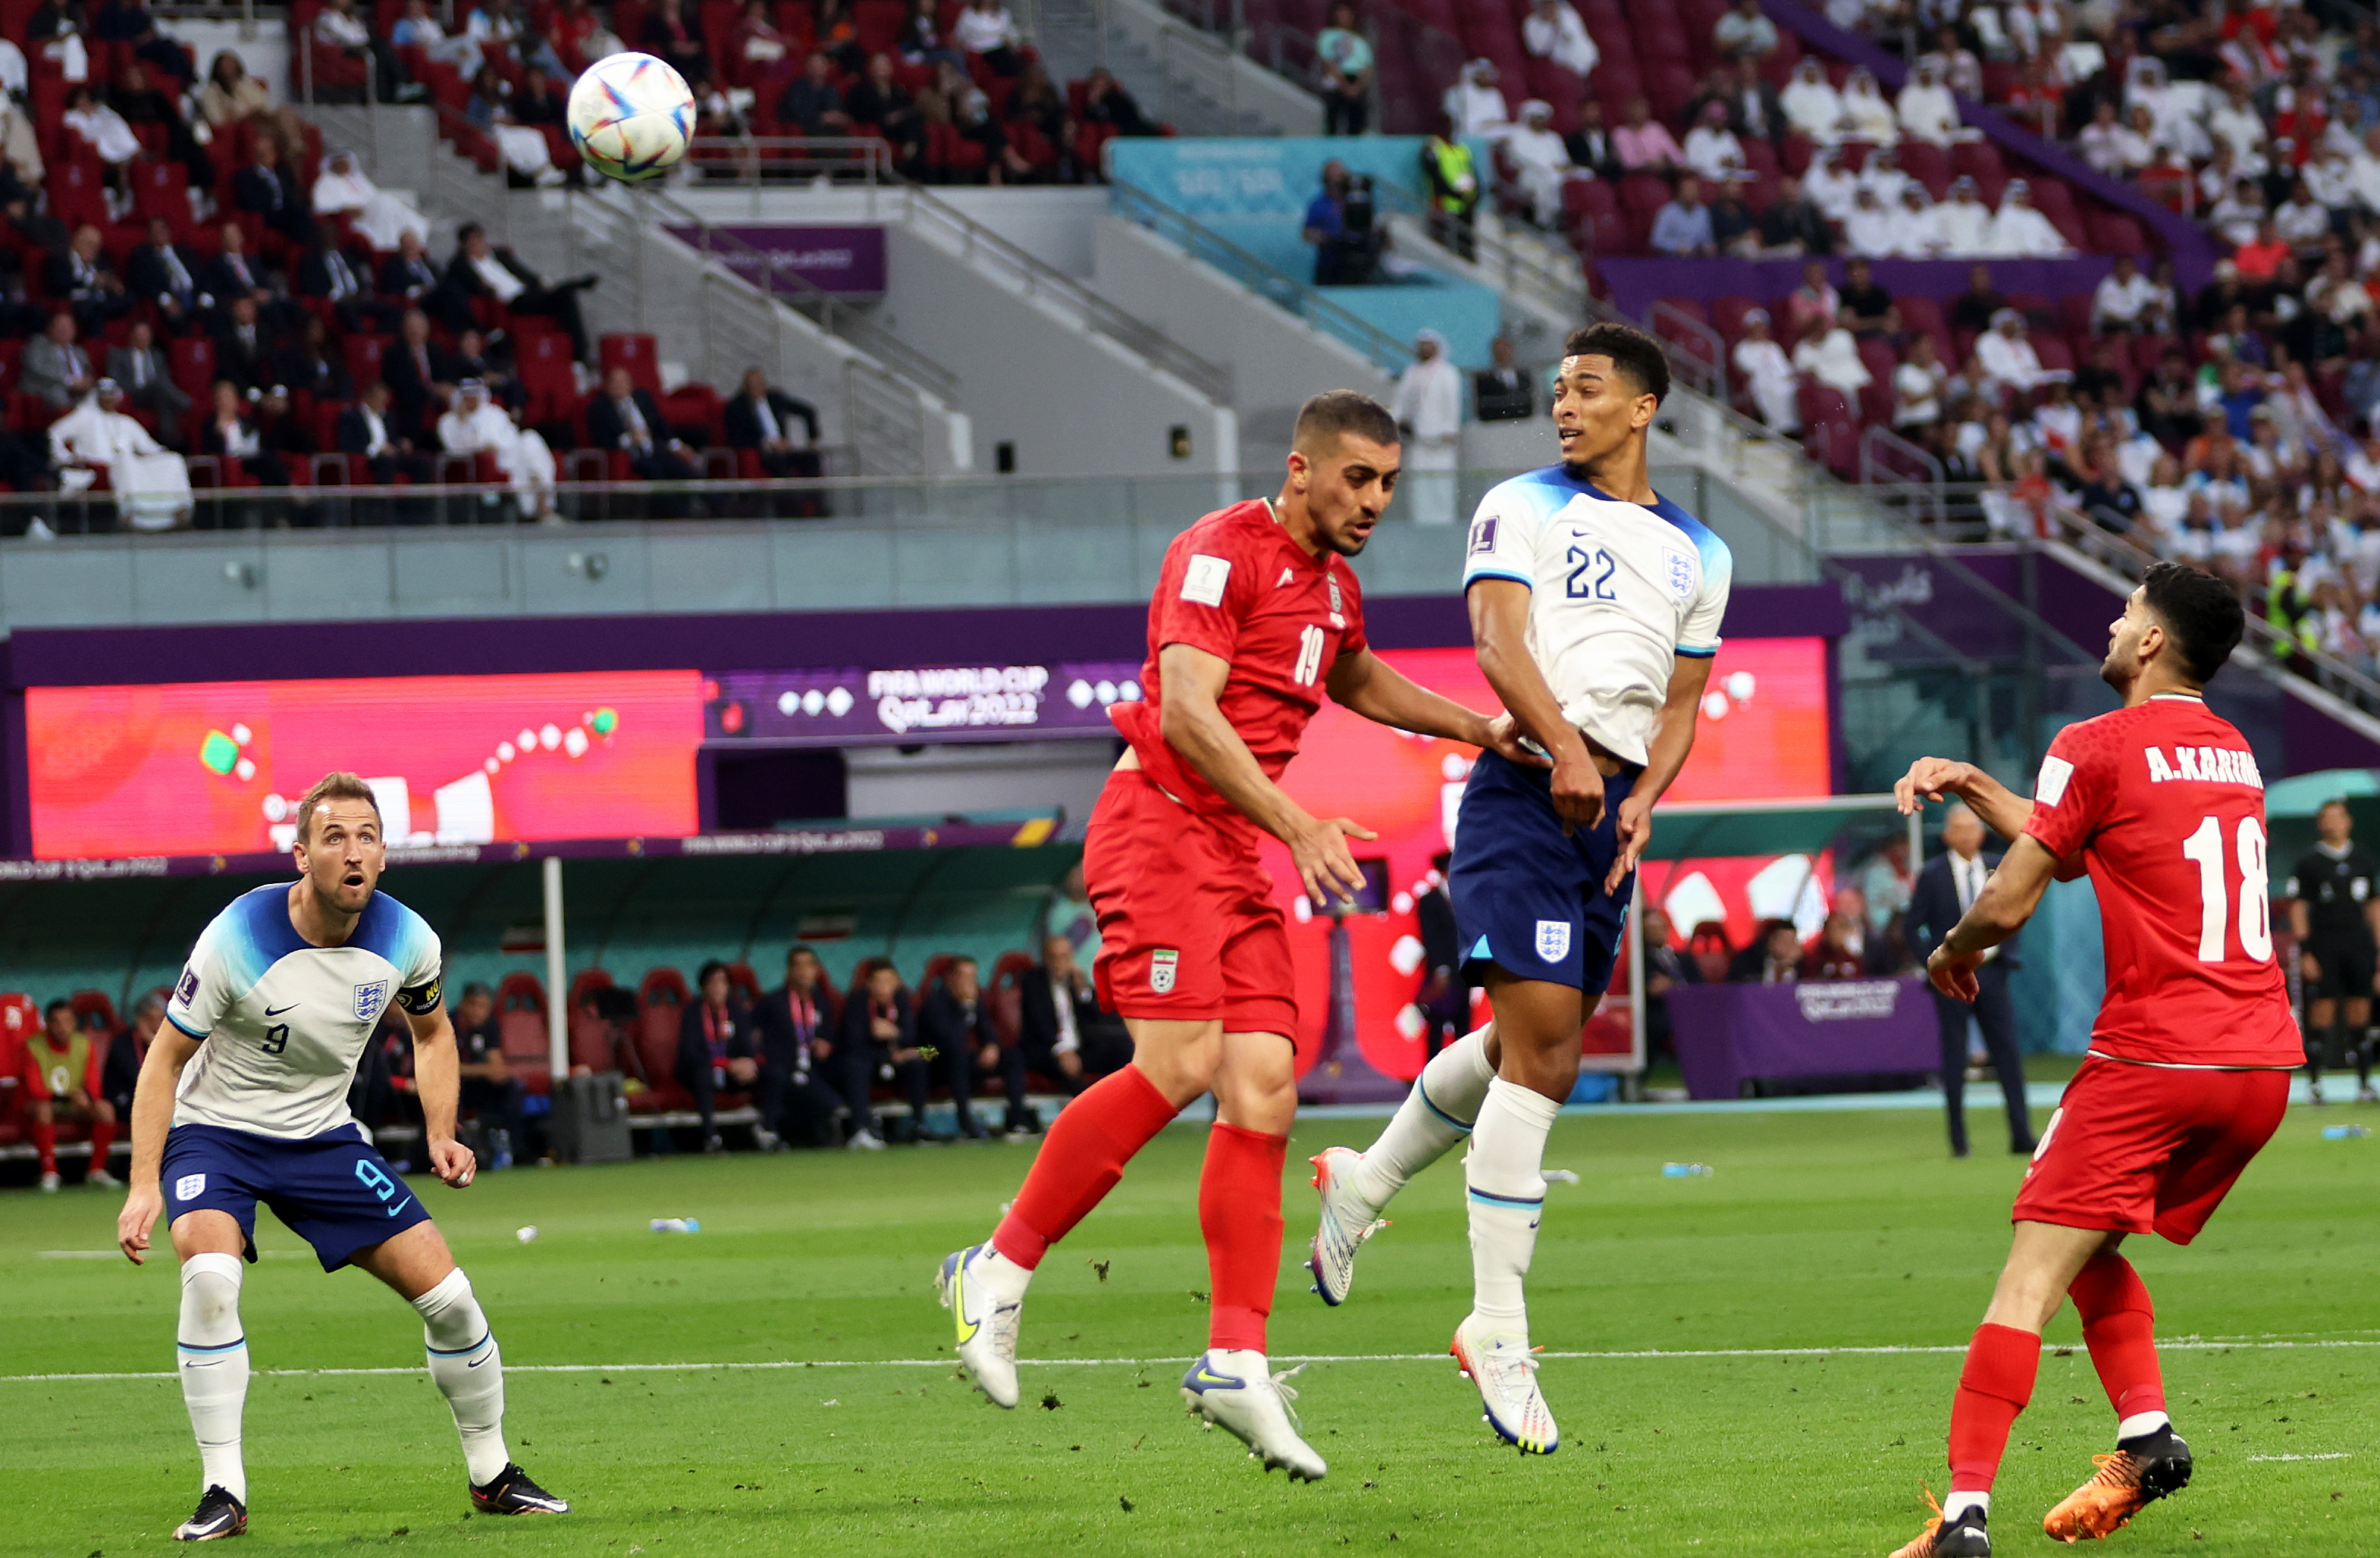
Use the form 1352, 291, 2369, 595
117, 1028, 204, 1264
1926, 833, 2059, 1002
1469, 579, 1605, 831
1156, 641, 1372, 908
1323, 646, 1544, 768
1605, 653, 1719, 893
1893, 756, 2033, 838
408, 1004, 478, 1188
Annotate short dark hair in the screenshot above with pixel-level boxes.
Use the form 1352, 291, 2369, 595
456, 222, 484, 244
1563, 321, 1670, 405
2140, 560, 2243, 685
1292, 389, 1399, 456
45, 997, 72, 1018
697, 959, 731, 989
461, 981, 494, 1003
786, 943, 819, 963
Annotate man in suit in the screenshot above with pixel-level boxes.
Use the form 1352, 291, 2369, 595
44, 223, 130, 334
1472, 335, 1533, 423
724, 367, 820, 477
436, 222, 596, 361
1639, 905, 1701, 1067
748, 944, 848, 1148
126, 216, 209, 331
378, 227, 442, 306
1017, 934, 1130, 1091
1727, 52, 1786, 145
1413, 851, 1472, 1060
211, 296, 281, 392
201, 221, 277, 320
673, 959, 754, 1153
1906, 800, 2036, 1157
589, 365, 701, 516
384, 307, 459, 443
21, 310, 96, 411
105, 319, 191, 448
337, 380, 434, 482
915, 955, 1033, 1140
232, 136, 315, 245
834, 959, 911, 1148
295, 233, 392, 335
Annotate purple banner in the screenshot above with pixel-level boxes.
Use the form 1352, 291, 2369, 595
664, 224, 887, 296
705, 661, 1146, 745
1668, 977, 1938, 1099
1600, 256, 2115, 323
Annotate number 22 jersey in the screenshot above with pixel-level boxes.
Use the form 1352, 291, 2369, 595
167, 883, 447, 1139
2022, 692, 2296, 1067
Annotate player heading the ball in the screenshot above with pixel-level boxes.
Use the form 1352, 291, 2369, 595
1309, 321, 1732, 1457
936, 390, 1537, 1481
115, 772, 568, 1541
1886, 563, 2287, 1558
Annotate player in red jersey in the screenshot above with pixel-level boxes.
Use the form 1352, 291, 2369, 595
936, 391, 1535, 1481
1884, 563, 2292, 1558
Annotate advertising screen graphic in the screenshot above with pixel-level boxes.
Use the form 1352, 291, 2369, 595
28, 671, 702, 860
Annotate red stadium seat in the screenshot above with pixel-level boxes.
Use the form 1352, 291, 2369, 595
495, 972, 552, 1095
170, 334, 218, 402
600, 333, 663, 397
631, 967, 691, 1109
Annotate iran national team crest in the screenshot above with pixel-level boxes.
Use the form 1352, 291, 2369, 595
1662, 547, 1695, 600
1535, 920, 1572, 963
1149, 949, 1180, 995
354, 980, 391, 1024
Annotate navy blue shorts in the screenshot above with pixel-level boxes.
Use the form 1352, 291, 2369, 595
1450, 749, 1640, 993
162, 1121, 433, 1271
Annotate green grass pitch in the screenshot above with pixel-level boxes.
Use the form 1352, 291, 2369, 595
4, 1104, 2375, 1556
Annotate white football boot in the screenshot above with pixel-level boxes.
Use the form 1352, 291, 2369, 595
1450, 1313, 1559, 1454
1306, 1147, 1389, 1306
936, 1243, 1023, 1409
1181, 1349, 1328, 1481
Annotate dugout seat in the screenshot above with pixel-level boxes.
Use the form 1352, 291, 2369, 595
494, 972, 552, 1095
631, 967, 693, 1111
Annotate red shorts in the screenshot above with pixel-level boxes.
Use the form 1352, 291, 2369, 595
1083, 767, 1297, 1037
2012, 1055, 2288, 1244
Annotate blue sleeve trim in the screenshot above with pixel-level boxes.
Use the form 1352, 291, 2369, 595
165, 1010, 209, 1039
1463, 569, 1535, 589
1676, 644, 1720, 658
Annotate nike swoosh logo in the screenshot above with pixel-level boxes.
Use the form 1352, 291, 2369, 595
1191, 1368, 1243, 1389
952, 1262, 980, 1346
386, 1197, 413, 1218
467, 1351, 491, 1368
265, 1004, 298, 1016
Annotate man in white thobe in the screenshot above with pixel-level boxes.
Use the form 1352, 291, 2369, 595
437, 379, 558, 520
1391, 329, 1463, 526
1985, 180, 2074, 256
50, 380, 191, 531
1504, 100, 1581, 227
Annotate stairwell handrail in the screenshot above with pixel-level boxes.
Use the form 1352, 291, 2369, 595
1106, 177, 1413, 375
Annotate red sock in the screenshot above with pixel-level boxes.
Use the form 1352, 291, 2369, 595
1200, 1122, 1287, 1354
2069, 1253, 2165, 1422
992, 1066, 1178, 1269
1947, 1323, 2041, 1490
32, 1120, 56, 1175
87, 1118, 117, 1172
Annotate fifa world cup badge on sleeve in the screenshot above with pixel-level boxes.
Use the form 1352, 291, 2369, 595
1468, 516, 1497, 554
177, 967, 199, 1005
1535, 920, 1573, 963
1151, 949, 1180, 994
354, 980, 390, 1024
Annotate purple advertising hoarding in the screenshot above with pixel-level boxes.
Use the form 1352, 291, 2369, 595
664, 225, 887, 296
706, 662, 1146, 746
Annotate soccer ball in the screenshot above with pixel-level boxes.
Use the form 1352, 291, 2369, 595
566, 52, 695, 183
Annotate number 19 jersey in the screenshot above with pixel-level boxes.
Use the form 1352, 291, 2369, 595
167, 884, 446, 1140
2021, 693, 2296, 1067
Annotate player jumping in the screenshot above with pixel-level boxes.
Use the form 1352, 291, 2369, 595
116, 773, 568, 1541
1309, 323, 1732, 1455
936, 391, 1534, 1481
1884, 563, 2290, 1557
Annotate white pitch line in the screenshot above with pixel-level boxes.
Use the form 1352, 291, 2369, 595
2246, 1453, 2353, 1462
8, 1337, 2379, 1385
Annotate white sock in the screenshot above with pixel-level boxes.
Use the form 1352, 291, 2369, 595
2117, 1410, 2171, 1443
413, 1269, 511, 1485
177, 1252, 249, 1506
1942, 1491, 1990, 1522
1465, 1077, 1561, 1328
1350, 1027, 1496, 1212
975, 1245, 1033, 1303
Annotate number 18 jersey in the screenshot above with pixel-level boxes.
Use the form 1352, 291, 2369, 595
2022, 693, 2296, 1067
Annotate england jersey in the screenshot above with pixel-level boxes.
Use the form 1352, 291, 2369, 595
166, 884, 445, 1140
1461, 466, 1732, 766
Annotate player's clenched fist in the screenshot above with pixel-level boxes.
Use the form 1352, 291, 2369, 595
430, 1137, 478, 1188
118, 1183, 163, 1265
1289, 813, 1377, 908
1549, 753, 1606, 832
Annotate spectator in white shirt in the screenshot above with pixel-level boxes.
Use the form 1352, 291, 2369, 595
1977, 309, 2051, 397
2305, 149, 2356, 214
1924, 28, 1980, 98
2208, 178, 2265, 250
1888, 183, 1944, 255
1803, 143, 1861, 221
1844, 184, 1896, 255
1858, 143, 1911, 208
2350, 125, 2380, 214
1936, 174, 1993, 254
1836, 67, 1899, 143
2114, 104, 2159, 173
2091, 253, 2159, 334
1792, 316, 1871, 400
1734, 308, 1801, 433
952, 0, 1023, 62
1896, 58, 1959, 146
1893, 334, 1949, 431
1780, 57, 1845, 144
2205, 79, 2269, 167
1986, 180, 2072, 256
2137, 454, 2188, 544
2272, 177, 2331, 249
1523, 0, 1598, 80
1682, 99, 1746, 182
1504, 99, 1581, 226
1713, 0, 1779, 59
2077, 100, 2127, 174
438, 378, 559, 519
1444, 58, 1514, 139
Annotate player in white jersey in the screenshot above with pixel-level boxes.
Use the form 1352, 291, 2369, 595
1309, 323, 1732, 1453
115, 772, 568, 1540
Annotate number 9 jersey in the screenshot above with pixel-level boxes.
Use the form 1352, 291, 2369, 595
167, 883, 446, 1140
2021, 692, 2297, 1066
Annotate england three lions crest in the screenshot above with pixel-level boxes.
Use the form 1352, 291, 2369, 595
1662, 547, 1695, 600
354, 980, 391, 1024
